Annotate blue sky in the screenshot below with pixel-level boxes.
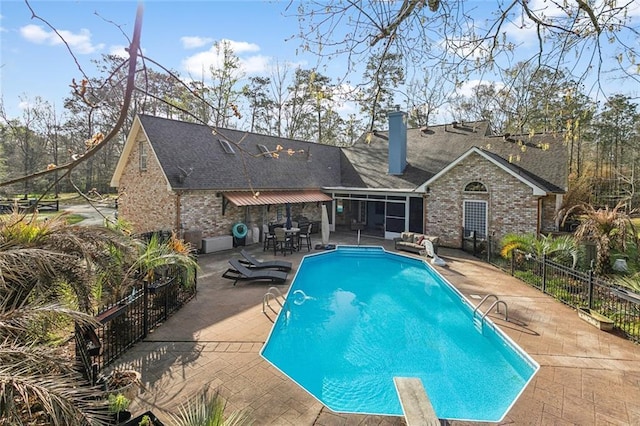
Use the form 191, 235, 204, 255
1, 1, 639, 123
1, 0, 317, 118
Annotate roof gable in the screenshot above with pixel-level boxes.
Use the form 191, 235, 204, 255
341, 121, 567, 192
114, 115, 344, 191
418, 147, 550, 195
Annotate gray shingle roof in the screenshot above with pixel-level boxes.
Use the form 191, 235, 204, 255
139, 115, 567, 194
340, 121, 567, 192
138, 115, 344, 191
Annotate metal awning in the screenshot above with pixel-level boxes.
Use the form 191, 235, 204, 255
223, 190, 333, 207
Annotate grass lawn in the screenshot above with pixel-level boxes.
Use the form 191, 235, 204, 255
0, 211, 86, 225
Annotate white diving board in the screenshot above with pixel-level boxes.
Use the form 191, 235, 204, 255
394, 377, 441, 426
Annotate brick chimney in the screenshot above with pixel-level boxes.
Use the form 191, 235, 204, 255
388, 106, 407, 175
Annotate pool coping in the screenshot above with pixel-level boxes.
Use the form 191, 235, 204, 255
260, 245, 540, 423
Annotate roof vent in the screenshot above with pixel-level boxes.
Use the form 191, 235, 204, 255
176, 166, 193, 184
218, 138, 235, 154
257, 144, 273, 158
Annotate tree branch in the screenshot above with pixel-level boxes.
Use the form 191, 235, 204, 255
0, 3, 144, 190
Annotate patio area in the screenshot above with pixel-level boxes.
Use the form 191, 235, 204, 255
113, 232, 640, 425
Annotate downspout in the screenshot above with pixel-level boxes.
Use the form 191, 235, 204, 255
176, 191, 183, 238
537, 197, 542, 236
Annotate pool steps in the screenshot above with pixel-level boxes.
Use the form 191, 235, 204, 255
472, 294, 509, 332
393, 377, 442, 425
262, 287, 285, 319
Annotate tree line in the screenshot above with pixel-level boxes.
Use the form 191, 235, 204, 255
1, 43, 638, 205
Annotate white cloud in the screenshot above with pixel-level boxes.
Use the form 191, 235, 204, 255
181, 38, 268, 77
19, 24, 104, 54
440, 35, 491, 61
504, 0, 640, 44
455, 80, 504, 98
109, 45, 129, 58
20, 24, 50, 43
225, 40, 260, 54
18, 100, 32, 110
332, 83, 359, 115
241, 55, 271, 74
181, 36, 214, 49
503, 19, 539, 46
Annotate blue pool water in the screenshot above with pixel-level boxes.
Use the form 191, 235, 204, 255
261, 246, 538, 422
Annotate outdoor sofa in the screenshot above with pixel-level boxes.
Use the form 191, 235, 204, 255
394, 232, 439, 256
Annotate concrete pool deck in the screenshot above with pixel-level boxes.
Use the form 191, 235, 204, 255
114, 232, 640, 425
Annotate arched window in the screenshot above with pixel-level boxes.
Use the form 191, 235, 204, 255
464, 181, 487, 192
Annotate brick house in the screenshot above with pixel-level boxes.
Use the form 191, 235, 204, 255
110, 115, 340, 249
111, 112, 567, 250
335, 110, 567, 247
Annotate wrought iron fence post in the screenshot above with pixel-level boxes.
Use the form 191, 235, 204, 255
510, 250, 515, 276
588, 268, 594, 309
542, 253, 547, 293
486, 236, 491, 263
143, 280, 149, 338
472, 231, 477, 255
164, 280, 169, 321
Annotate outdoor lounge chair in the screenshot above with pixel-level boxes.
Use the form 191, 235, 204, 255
222, 258, 288, 286
239, 249, 292, 271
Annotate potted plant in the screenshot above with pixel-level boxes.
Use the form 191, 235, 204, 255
108, 393, 132, 424
121, 411, 165, 426
104, 369, 142, 401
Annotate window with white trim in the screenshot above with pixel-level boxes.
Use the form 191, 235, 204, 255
139, 141, 147, 171
464, 181, 487, 192
463, 200, 487, 239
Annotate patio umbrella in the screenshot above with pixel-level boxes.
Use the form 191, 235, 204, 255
285, 203, 292, 229
321, 204, 330, 245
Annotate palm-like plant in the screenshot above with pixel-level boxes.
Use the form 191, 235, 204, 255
616, 275, 640, 293
566, 202, 636, 275
128, 232, 198, 287
0, 211, 134, 425
0, 305, 109, 425
168, 387, 252, 426
1, 210, 200, 424
500, 232, 579, 268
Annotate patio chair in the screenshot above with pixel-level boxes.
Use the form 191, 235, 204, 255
263, 224, 275, 251
222, 259, 288, 286
273, 227, 294, 256
297, 222, 313, 252
239, 249, 292, 271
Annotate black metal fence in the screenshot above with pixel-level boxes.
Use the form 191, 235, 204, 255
476, 237, 640, 342
75, 266, 196, 384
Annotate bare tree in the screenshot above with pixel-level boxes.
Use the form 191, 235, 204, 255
404, 70, 449, 128
290, 1, 640, 100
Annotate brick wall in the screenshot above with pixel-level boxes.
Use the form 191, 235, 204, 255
117, 135, 176, 234
540, 194, 558, 233
118, 132, 324, 240
180, 193, 323, 240
425, 152, 550, 247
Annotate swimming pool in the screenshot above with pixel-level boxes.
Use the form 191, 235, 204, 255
261, 246, 538, 422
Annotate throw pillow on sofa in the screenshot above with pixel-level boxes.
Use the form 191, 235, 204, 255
401, 232, 414, 242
